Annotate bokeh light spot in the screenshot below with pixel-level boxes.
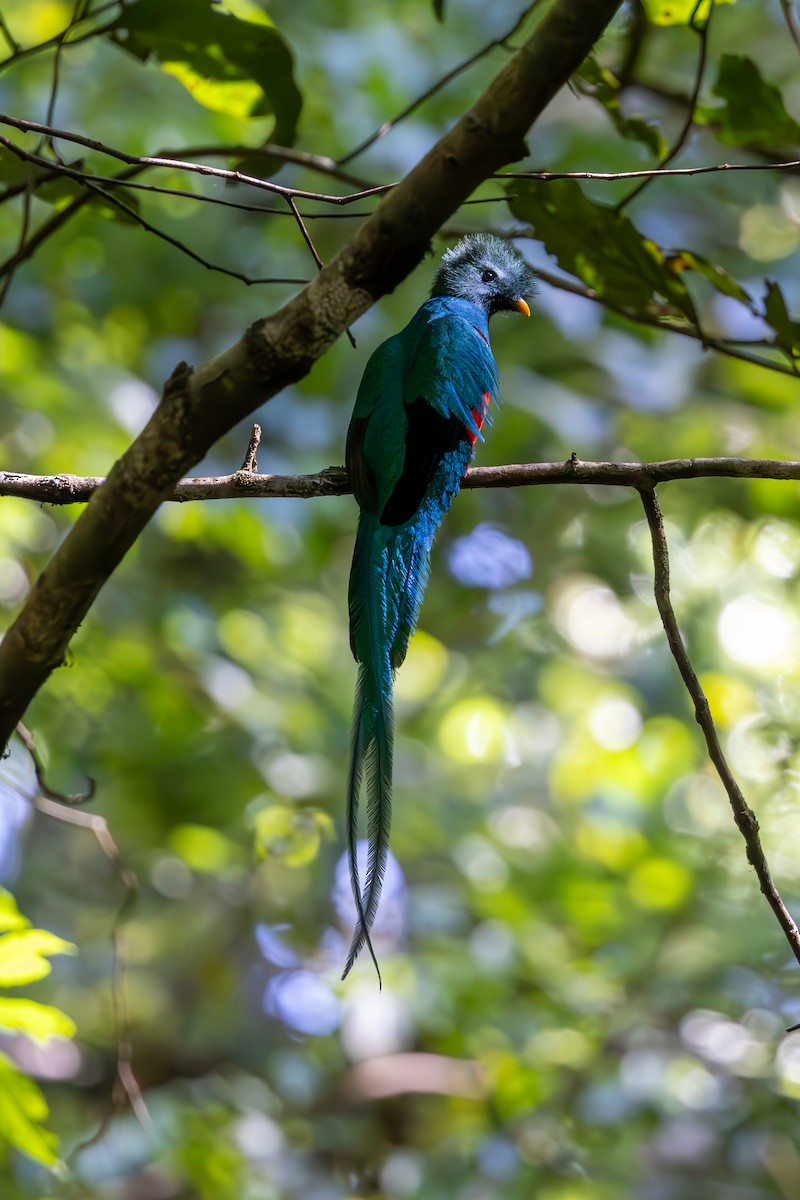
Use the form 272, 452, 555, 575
718, 596, 795, 668
438, 696, 509, 763
628, 857, 692, 910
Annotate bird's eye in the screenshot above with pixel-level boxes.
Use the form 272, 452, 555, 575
481, 268, 497, 283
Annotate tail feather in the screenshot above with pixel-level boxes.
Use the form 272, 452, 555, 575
343, 516, 394, 982
388, 528, 432, 670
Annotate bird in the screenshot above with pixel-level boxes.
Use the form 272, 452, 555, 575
342, 233, 538, 981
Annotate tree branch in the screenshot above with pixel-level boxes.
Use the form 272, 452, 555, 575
614, 0, 711, 212
339, 0, 543, 165
5, 456, 800, 506
0, 115, 394, 205
638, 484, 800, 975
0, 0, 625, 751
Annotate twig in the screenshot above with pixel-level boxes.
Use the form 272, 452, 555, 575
9, 456, 800, 506
13, 725, 152, 1138
0, 8, 19, 53
617, 0, 647, 87
15, 722, 94, 805
497, 159, 800, 183
779, 0, 800, 54
42, 0, 90, 146
616, 0, 711, 211
239, 424, 261, 473
0, 114, 394, 206
288, 194, 357, 348
75, 174, 306, 289
638, 484, 800, 977
0, 2, 123, 75
527, 262, 798, 379
0, 167, 104, 284
0, 176, 32, 307
182, 143, 374, 191
339, 0, 543, 165
0, 147, 511, 218
39, 796, 151, 1143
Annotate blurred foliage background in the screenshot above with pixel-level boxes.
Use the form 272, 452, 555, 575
2, 0, 800, 1196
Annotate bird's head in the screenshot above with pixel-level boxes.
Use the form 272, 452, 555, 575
430, 233, 538, 318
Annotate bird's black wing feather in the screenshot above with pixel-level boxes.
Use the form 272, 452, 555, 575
380, 397, 471, 527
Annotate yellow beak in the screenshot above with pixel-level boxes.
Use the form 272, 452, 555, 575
511, 297, 531, 317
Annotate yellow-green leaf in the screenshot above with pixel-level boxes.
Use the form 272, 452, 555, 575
0, 930, 76, 987
642, 0, 734, 25
0, 999, 76, 1043
0, 1051, 59, 1167
0, 890, 30, 935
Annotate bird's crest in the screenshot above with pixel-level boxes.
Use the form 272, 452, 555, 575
431, 233, 538, 316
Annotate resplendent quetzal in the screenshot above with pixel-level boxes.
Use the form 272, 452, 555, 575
343, 234, 537, 981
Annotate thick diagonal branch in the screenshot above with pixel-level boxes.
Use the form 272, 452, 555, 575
0, 0, 623, 750
638, 484, 800, 970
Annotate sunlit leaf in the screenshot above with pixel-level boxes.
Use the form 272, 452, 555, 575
110, 0, 302, 155
0, 1050, 58, 1167
642, 0, 734, 25
0, 998, 76, 1042
0, 930, 76, 987
0, 890, 29, 935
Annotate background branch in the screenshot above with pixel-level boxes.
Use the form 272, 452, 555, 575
614, 0, 711, 211
638, 485, 800, 977
339, 0, 543, 165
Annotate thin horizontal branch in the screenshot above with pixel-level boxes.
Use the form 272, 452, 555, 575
639, 484, 800, 972
4, 456, 800, 506
6, 113, 800, 220
0, 114, 393, 205
528, 265, 798, 379
179, 143, 375, 191
500, 157, 800, 182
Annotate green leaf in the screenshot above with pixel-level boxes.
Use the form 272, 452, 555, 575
0, 149, 37, 188
0, 999, 76, 1043
433, 0, 446, 20
110, 0, 302, 155
0, 890, 29, 935
576, 59, 665, 157
642, 0, 734, 26
508, 179, 698, 322
0, 930, 76, 987
0, 1051, 59, 1167
763, 280, 800, 359
668, 250, 755, 307
699, 54, 800, 147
